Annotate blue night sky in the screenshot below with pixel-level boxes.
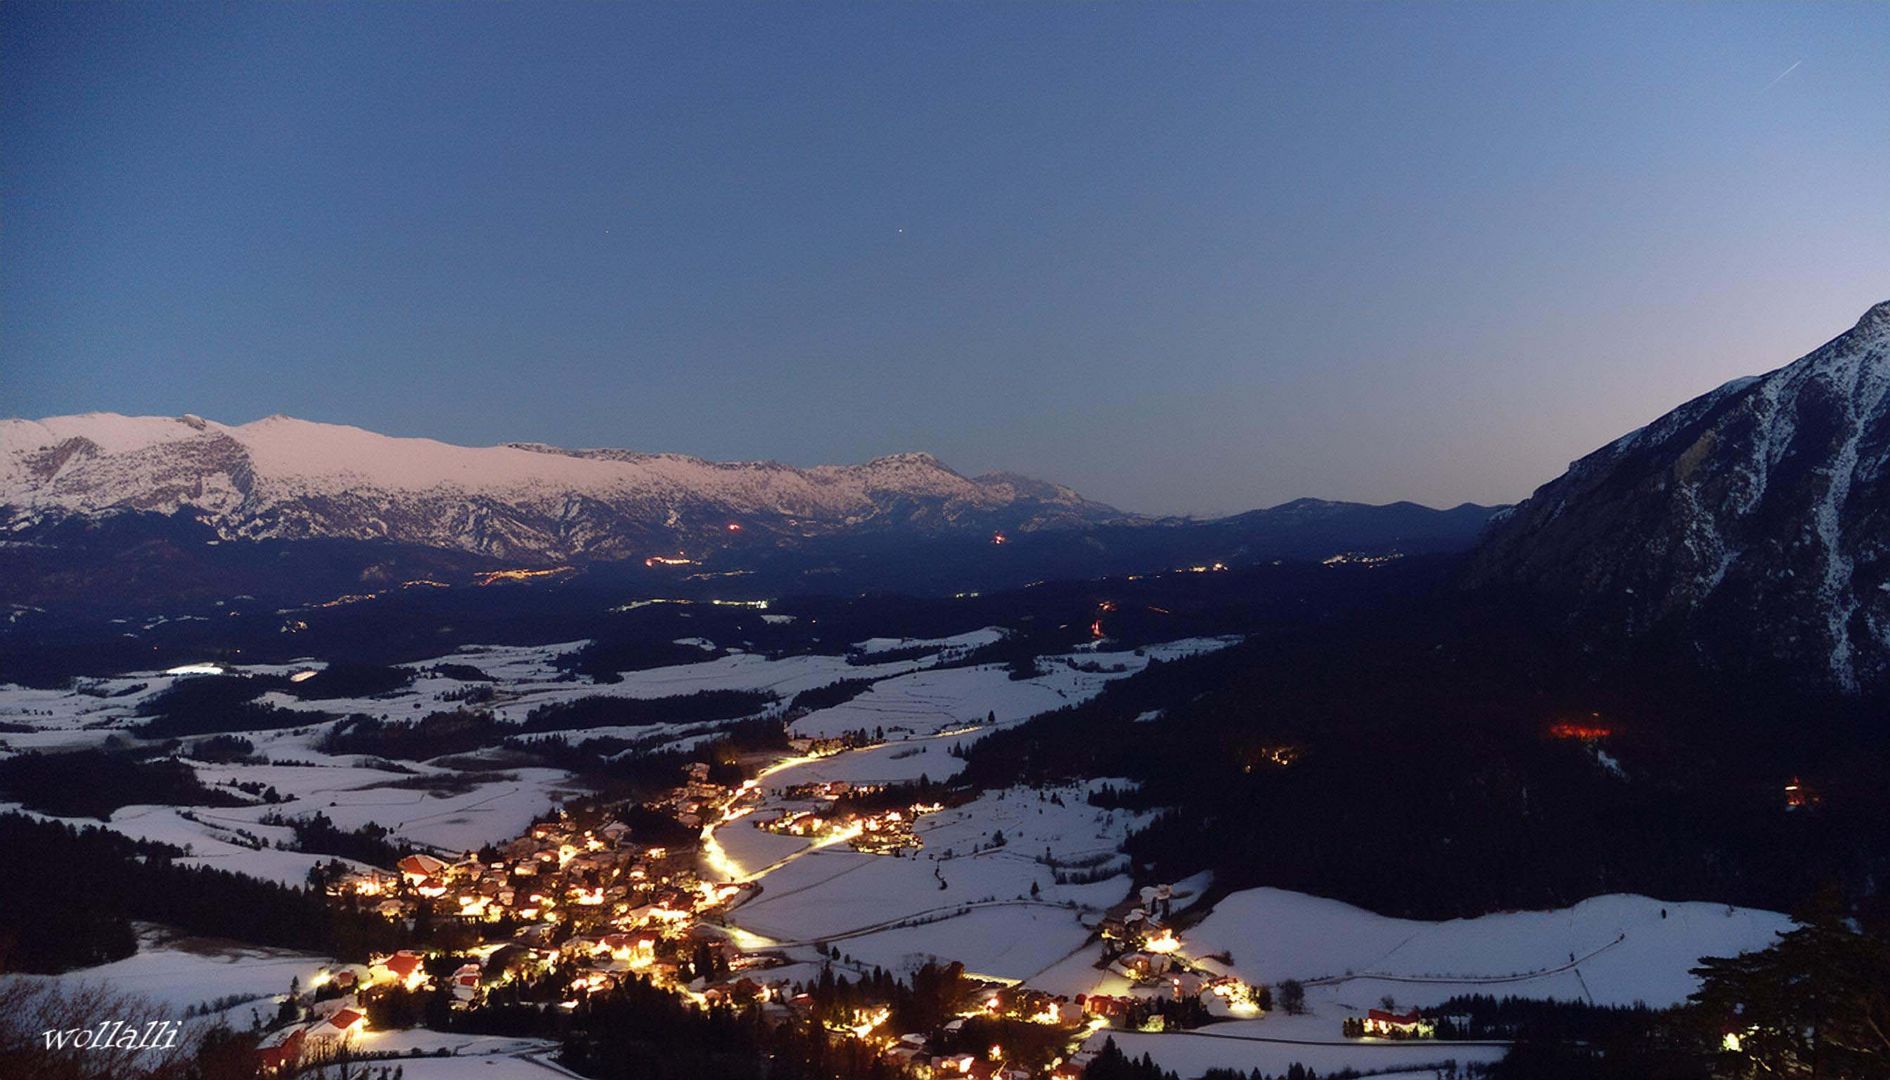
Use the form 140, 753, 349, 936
5, 2, 1886, 516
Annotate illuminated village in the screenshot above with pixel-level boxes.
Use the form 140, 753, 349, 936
253, 733, 1309, 1079
0, 620, 1830, 1079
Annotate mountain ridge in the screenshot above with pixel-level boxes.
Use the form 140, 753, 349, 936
1, 411, 1506, 607
0, 412, 1129, 561
1466, 298, 1890, 691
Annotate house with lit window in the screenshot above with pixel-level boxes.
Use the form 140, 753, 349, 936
396, 853, 449, 882
1356, 1007, 1434, 1038
254, 1025, 304, 1073
372, 949, 428, 990
303, 1006, 367, 1047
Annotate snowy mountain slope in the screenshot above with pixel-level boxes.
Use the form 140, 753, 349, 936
0, 413, 1122, 561
1466, 299, 1890, 690
1, 414, 1504, 592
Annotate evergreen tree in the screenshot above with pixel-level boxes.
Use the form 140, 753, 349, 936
1689, 892, 1890, 1078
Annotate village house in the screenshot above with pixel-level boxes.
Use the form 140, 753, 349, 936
1356, 1007, 1435, 1038
313, 964, 369, 992
1111, 950, 1172, 982
253, 1025, 304, 1074
333, 869, 397, 897
1079, 993, 1134, 1020
304, 1006, 366, 1047
1165, 970, 1209, 997
371, 949, 428, 990
395, 852, 449, 882
450, 962, 482, 1002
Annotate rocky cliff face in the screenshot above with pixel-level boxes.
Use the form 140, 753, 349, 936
1466, 300, 1890, 691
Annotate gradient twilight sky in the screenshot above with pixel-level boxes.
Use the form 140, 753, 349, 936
4, 3, 1887, 517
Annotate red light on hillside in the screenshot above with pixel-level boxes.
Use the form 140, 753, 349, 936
727, 523, 742, 532
1547, 722, 1613, 741
991, 533, 1007, 545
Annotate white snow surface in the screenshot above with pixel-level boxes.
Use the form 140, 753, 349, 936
0, 413, 1112, 556
1090, 1023, 1507, 1079
717, 781, 1146, 984
849, 628, 1007, 655
1188, 887, 1792, 1009
1076, 886, 1789, 1078
0, 625, 1794, 1080
790, 638, 1239, 740
18, 928, 327, 1014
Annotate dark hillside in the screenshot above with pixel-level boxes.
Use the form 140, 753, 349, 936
960, 591, 1890, 919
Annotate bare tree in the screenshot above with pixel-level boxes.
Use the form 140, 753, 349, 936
1276, 978, 1306, 1015
0, 978, 249, 1080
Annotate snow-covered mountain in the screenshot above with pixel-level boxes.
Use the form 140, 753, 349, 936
1467, 299, 1890, 691
0, 413, 1122, 561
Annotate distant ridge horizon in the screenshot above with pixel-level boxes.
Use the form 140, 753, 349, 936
2, 410, 1506, 522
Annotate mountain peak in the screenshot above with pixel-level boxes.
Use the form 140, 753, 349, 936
1, 414, 1122, 561
1836, 297, 1890, 356
1467, 299, 1890, 692
863, 451, 951, 469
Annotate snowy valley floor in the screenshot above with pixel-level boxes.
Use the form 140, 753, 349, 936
0, 631, 1794, 1078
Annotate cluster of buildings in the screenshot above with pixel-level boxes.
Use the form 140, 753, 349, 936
332, 816, 715, 931
1342, 1007, 1436, 1039
647, 760, 761, 829
751, 802, 937, 855
1096, 885, 1266, 1021
885, 1036, 1085, 1080
253, 1004, 367, 1074
293, 738, 1313, 1077
747, 776, 945, 856
786, 733, 871, 757
837, 995, 1094, 1080
292, 806, 788, 1063
779, 779, 876, 800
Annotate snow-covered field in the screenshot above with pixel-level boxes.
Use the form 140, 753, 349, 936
19, 927, 327, 1014
1188, 887, 1793, 1010
471, 647, 928, 724
719, 781, 1146, 984
764, 737, 968, 787
1090, 1023, 1509, 1079
850, 628, 1007, 656
827, 904, 1101, 984
348, 1030, 560, 1062
0, 634, 1217, 1004
1082, 887, 1792, 1078
791, 638, 1240, 741
0, 627, 1795, 1080
0, 632, 1050, 875
0, 633, 1239, 881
